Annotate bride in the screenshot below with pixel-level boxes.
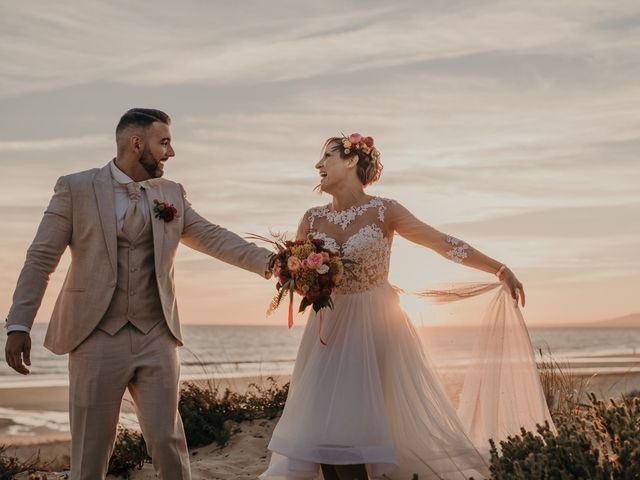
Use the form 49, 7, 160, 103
260, 134, 544, 480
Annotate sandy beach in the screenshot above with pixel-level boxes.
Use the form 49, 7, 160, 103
3, 363, 640, 479
2, 375, 289, 478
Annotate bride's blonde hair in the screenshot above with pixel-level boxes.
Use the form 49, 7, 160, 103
323, 135, 383, 186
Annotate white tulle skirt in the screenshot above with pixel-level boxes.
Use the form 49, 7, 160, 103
260, 283, 489, 479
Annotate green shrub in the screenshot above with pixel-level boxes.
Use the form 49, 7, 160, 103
588, 393, 640, 478
107, 426, 149, 479
0, 445, 42, 480
488, 394, 640, 479
179, 377, 289, 449
489, 419, 605, 479
0, 446, 29, 480
179, 383, 231, 448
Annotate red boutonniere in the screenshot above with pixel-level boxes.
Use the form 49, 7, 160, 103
153, 199, 179, 222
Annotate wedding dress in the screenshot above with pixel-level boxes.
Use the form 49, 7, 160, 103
260, 197, 553, 479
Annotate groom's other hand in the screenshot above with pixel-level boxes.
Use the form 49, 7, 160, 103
5, 331, 31, 375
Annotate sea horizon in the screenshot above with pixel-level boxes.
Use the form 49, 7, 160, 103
2, 323, 639, 388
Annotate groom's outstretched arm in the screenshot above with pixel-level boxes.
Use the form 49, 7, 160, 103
5, 176, 72, 374
7, 176, 73, 331
178, 184, 273, 278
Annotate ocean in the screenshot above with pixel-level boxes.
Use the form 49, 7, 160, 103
1, 323, 639, 441
1, 323, 639, 386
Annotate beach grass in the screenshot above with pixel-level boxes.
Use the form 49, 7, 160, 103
0, 445, 44, 479
537, 347, 592, 416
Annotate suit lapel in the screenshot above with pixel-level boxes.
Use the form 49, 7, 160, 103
144, 181, 165, 272
93, 164, 117, 278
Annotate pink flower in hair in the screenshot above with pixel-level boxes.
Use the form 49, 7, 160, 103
363, 136, 374, 147
349, 133, 362, 144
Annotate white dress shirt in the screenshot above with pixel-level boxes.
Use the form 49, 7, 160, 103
110, 159, 150, 228
6, 160, 149, 334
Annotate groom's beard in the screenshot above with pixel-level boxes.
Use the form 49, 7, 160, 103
138, 147, 164, 178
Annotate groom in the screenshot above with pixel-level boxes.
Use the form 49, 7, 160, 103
4, 108, 275, 479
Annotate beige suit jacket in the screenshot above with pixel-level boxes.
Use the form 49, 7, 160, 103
6, 163, 273, 354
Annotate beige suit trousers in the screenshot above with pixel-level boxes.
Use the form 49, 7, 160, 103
68, 321, 190, 480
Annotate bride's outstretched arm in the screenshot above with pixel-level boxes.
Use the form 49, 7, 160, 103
389, 201, 525, 306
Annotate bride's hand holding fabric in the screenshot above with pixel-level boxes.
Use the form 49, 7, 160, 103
497, 265, 525, 307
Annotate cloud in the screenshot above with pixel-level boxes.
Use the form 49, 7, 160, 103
3, 1, 637, 96
442, 202, 640, 239
596, 13, 640, 32
0, 135, 110, 152
1, 0, 639, 325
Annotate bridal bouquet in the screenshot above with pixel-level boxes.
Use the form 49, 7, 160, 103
247, 233, 349, 328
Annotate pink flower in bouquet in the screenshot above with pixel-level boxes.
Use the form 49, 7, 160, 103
287, 256, 302, 272
306, 252, 324, 270
349, 133, 362, 144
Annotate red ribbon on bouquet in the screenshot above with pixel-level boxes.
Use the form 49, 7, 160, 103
288, 298, 294, 329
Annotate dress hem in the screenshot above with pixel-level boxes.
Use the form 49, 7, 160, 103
269, 436, 398, 467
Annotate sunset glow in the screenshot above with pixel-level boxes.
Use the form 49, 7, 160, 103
1, 1, 638, 327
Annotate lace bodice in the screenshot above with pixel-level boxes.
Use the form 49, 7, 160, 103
306, 197, 394, 294
315, 224, 391, 294
302, 196, 473, 295
309, 197, 389, 231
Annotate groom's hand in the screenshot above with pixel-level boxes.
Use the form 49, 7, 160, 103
271, 256, 281, 276
5, 331, 32, 375
266, 254, 280, 280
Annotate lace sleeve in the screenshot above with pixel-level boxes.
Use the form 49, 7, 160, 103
388, 201, 471, 264
295, 209, 313, 241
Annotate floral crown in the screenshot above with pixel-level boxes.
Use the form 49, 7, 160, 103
339, 133, 380, 161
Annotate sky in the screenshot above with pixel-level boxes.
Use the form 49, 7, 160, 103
1, 0, 639, 327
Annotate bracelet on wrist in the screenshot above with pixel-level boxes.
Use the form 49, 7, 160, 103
495, 264, 507, 279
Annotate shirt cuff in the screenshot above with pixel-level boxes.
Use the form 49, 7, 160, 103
6, 324, 31, 334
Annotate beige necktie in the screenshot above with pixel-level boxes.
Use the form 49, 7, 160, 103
122, 182, 145, 241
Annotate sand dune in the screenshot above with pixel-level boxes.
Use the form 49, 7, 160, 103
124, 419, 276, 480
10, 418, 277, 479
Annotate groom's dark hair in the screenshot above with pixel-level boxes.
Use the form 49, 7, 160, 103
116, 108, 171, 137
